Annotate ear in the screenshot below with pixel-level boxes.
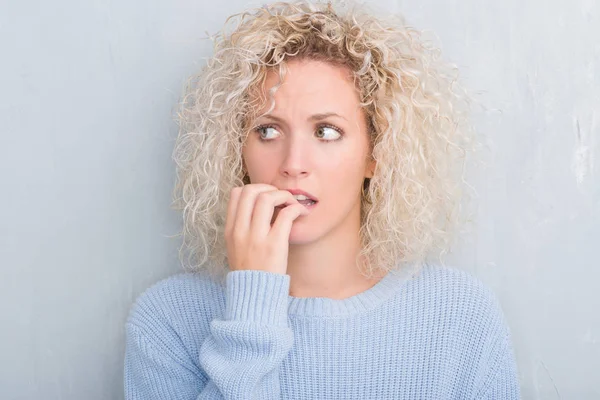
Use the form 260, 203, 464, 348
365, 158, 376, 179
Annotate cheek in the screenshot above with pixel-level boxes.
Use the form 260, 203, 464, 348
243, 148, 277, 177
319, 153, 365, 197
323, 149, 365, 177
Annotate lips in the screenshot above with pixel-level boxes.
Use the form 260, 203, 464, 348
273, 188, 318, 214
273, 197, 318, 214
283, 188, 318, 202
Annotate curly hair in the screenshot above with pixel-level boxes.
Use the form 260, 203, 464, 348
172, 0, 479, 282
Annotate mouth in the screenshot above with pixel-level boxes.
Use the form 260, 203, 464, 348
283, 189, 318, 201
275, 197, 318, 212
272, 188, 319, 215
292, 194, 317, 207
275, 200, 318, 208
297, 200, 317, 210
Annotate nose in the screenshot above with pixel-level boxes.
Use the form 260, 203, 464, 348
279, 133, 310, 178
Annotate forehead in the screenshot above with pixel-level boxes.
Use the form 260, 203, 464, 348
256, 59, 362, 114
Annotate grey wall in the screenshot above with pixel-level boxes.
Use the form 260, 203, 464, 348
1, 0, 597, 398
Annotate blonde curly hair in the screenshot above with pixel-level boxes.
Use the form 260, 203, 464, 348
172, 0, 479, 282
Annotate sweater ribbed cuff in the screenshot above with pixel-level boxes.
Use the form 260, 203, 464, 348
225, 270, 290, 326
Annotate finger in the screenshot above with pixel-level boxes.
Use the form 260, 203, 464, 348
233, 183, 279, 238
250, 190, 299, 238
269, 203, 308, 246
225, 186, 242, 238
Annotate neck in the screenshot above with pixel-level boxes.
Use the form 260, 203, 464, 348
286, 212, 384, 299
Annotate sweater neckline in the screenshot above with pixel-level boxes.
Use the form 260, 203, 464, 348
286, 263, 420, 318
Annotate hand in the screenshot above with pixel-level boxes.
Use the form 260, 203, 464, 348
224, 183, 309, 275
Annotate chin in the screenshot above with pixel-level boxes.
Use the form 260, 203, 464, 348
287, 224, 318, 245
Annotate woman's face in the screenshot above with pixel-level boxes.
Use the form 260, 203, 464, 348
242, 58, 375, 245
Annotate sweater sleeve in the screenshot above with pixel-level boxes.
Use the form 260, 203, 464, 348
124, 270, 293, 400
475, 333, 521, 399
197, 270, 294, 399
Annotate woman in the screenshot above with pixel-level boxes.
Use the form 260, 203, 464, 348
124, 1, 521, 398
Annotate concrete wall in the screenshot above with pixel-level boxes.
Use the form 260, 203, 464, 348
1, 0, 597, 398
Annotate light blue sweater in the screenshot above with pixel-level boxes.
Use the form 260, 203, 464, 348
124, 263, 521, 399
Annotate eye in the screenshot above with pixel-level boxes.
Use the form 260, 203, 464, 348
315, 125, 343, 141
253, 123, 344, 142
254, 125, 281, 141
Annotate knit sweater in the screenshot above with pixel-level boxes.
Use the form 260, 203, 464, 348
124, 263, 521, 399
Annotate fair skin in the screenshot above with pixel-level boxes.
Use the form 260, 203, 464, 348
230, 58, 384, 299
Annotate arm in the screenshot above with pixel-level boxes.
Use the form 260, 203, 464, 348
475, 334, 521, 399
124, 270, 293, 400
197, 270, 293, 399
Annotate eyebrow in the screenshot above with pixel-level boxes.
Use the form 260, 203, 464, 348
260, 112, 348, 123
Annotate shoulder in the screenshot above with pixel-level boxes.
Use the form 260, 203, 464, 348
407, 263, 513, 339
412, 263, 505, 308
126, 271, 226, 337
410, 264, 520, 396
124, 272, 226, 385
